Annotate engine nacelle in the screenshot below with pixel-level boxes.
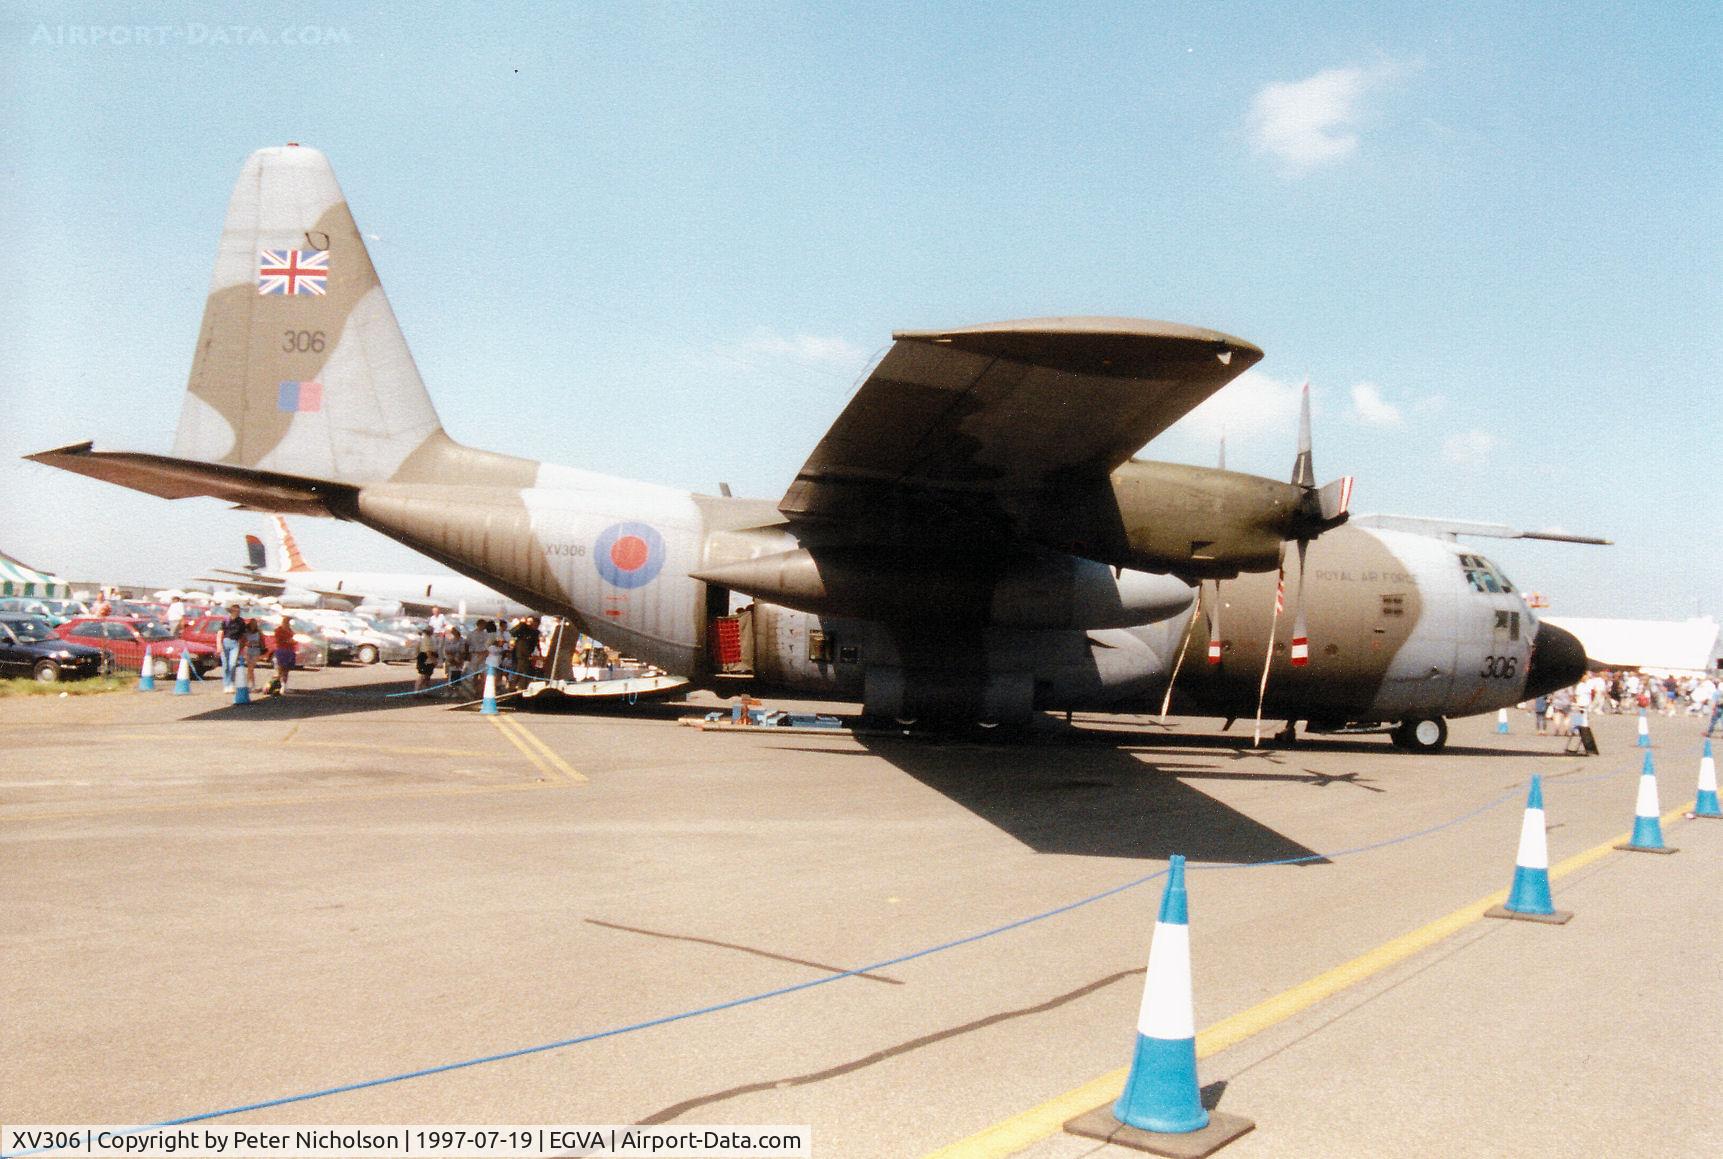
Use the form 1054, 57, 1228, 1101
693, 547, 1193, 630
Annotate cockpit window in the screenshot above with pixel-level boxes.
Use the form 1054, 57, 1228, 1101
1458, 553, 1515, 594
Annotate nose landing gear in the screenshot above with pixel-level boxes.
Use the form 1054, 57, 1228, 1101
1390, 716, 1449, 752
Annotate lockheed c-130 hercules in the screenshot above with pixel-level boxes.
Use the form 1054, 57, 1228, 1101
28, 145, 1593, 749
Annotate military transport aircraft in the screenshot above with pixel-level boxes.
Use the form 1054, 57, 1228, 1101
27, 145, 1589, 749
197, 515, 530, 618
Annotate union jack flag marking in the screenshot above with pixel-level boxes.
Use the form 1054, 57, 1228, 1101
258, 249, 329, 295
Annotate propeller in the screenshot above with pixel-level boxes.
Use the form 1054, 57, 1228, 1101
1285, 379, 1352, 667
1253, 380, 1353, 743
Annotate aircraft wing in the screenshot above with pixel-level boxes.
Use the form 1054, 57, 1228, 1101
779, 317, 1261, 533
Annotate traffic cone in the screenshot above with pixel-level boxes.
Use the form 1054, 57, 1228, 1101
481, 661, 499, 715
1615, 751, 1676, 854
1636, 708, 1650, 748
1486, 776, 1572, 924
1066, 855, 1254, 1155
1496, 708, 1509, 734
137, 645, 156, 691
1691, 739, 1720, 819
233, 681, 251, 706
172, 651, 193, 695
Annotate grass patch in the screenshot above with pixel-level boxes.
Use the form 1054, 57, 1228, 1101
0, 676, 136, 697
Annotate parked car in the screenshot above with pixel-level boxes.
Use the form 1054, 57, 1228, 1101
298, 611, 415, 664
0, 614, 108, 681
53, 617, 217, 678
0, 597, 87, 626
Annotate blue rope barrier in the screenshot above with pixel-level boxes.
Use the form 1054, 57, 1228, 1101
113, 756, 1645, 1131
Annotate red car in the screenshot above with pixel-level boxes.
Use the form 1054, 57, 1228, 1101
55, 617, 219, 678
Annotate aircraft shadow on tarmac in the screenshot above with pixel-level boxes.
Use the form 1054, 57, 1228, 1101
776, 723, 1341, 864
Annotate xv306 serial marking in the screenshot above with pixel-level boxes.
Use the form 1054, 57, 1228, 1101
28, 145, 1591, 748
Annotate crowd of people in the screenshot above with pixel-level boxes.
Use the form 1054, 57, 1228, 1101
1529, 670, 1722, 737
212, 604, 302, 695
412, 610, 544, 696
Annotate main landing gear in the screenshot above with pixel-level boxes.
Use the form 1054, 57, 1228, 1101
1390, 716, 1449, 752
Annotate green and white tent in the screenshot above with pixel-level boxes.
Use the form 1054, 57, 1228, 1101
0, 551, 69, 598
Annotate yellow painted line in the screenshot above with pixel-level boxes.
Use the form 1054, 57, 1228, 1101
494, 714, 587, 784
97, 732, 491, 758
2, 780, 549, 823
923, 800, 1698, 1159
487, 714, 558, 781
283, 739, 494, 758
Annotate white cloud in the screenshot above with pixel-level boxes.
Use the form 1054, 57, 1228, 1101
1442, 430, 1496, 465
1349, 381, 1403, 427
1163, 369, 1305, 451
727, 328, 869, 367
1248, 62, 1406, 174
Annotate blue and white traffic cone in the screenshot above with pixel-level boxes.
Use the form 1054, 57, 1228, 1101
1615, 751, 1676, 854
137, 645, 156, 691
1486, 776, 1571, 923
1496, 708, 1509, 734
1066, 855, 1254, 1154
172, 651, 193, 695
481, 661, 499, 715
1691, 739, 1720, 819
1636, 708, 1650, 748
1113, 855, 1207, 1134
233, 680, 250, 706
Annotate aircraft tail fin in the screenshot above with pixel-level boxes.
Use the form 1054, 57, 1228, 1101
244, 534, 267, 571
172, 144, 446, 485
273, 515, 312, 572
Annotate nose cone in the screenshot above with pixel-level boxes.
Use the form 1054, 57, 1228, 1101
1524, 623, 1588, 699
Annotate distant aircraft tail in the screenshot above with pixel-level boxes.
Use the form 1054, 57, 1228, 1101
244, 534, 267, 572
272, 515, 311, 572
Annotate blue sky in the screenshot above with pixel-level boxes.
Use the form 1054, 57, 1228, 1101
3, 1, 1718, 617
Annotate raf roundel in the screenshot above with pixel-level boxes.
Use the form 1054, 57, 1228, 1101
593, 522, 666, 589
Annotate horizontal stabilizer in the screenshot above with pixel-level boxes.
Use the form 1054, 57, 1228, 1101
1351, 514, 1612, 545
24, 441, 355, 518
207, 567, 287, 583
192, 576, 286, 595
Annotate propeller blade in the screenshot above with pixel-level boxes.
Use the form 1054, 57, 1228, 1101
1291, 378, 1314, 489
1290, 539, 1310, 667
1206, 579, 1223, 664
1316, 475, 1354, 523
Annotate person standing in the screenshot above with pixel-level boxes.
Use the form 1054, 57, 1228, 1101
509, 616, 541, 690
271, 618, 298, 694
242, 618, 264, 692
427, 607, 449, 637
465, 619, 493, 684
167, 596, 188, 637
440, 627, 469, 697
413, 628, 437, 693
219, 604, 247, 691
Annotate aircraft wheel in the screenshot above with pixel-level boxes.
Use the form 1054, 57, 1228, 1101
1391, 717, 1448, 752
